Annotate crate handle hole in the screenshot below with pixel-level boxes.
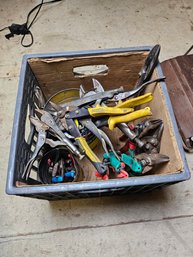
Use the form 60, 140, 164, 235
73, 64, 109, 77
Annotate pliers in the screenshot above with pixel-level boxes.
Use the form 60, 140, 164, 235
65, 117, 109, 178
46, 97, 111, 178
51, 100, 133, 177
79, 118, 129, 179
22, 116, 49, 181
64, 105, 133, 179
77, 80, 150, 153
63, 93, 151, 177
136, 118, 164, 153
36, 109, 84, 159
22, 114, 83, 181
85, 79, 153, 132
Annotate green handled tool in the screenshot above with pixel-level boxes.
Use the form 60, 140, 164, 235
121, 153, 142, 173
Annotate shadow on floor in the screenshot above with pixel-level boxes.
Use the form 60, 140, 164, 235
48, 187, 171, 224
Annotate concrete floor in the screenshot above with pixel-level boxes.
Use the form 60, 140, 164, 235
0, 0, 193, 256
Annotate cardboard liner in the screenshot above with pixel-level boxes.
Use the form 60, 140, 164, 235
20, 51, 184, 184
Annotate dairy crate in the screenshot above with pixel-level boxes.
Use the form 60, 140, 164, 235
6, 46, 190, 200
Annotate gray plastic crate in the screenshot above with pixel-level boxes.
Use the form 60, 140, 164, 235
6, 46, 190, 200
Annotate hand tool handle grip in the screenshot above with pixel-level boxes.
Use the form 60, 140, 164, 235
76, 137, 108, 175
116, 93, 153, 108
88, 106, 134, 117
108, 107, 152, 130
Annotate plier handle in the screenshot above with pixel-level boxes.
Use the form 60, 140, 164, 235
65, 118, 109, 177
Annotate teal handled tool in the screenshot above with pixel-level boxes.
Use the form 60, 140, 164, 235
121, 153, 142, 173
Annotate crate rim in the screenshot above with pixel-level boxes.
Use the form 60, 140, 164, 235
22, 45, 153, 60
6, 46, 191, 196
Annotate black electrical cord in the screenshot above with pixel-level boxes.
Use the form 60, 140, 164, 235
0, 0, 62, 47
0, 26, 9, 32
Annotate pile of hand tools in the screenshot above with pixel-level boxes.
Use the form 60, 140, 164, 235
22, 45, 170, 184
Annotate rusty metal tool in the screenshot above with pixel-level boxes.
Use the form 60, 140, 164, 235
136, 153, 170, 174
137, 118, 164, 153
